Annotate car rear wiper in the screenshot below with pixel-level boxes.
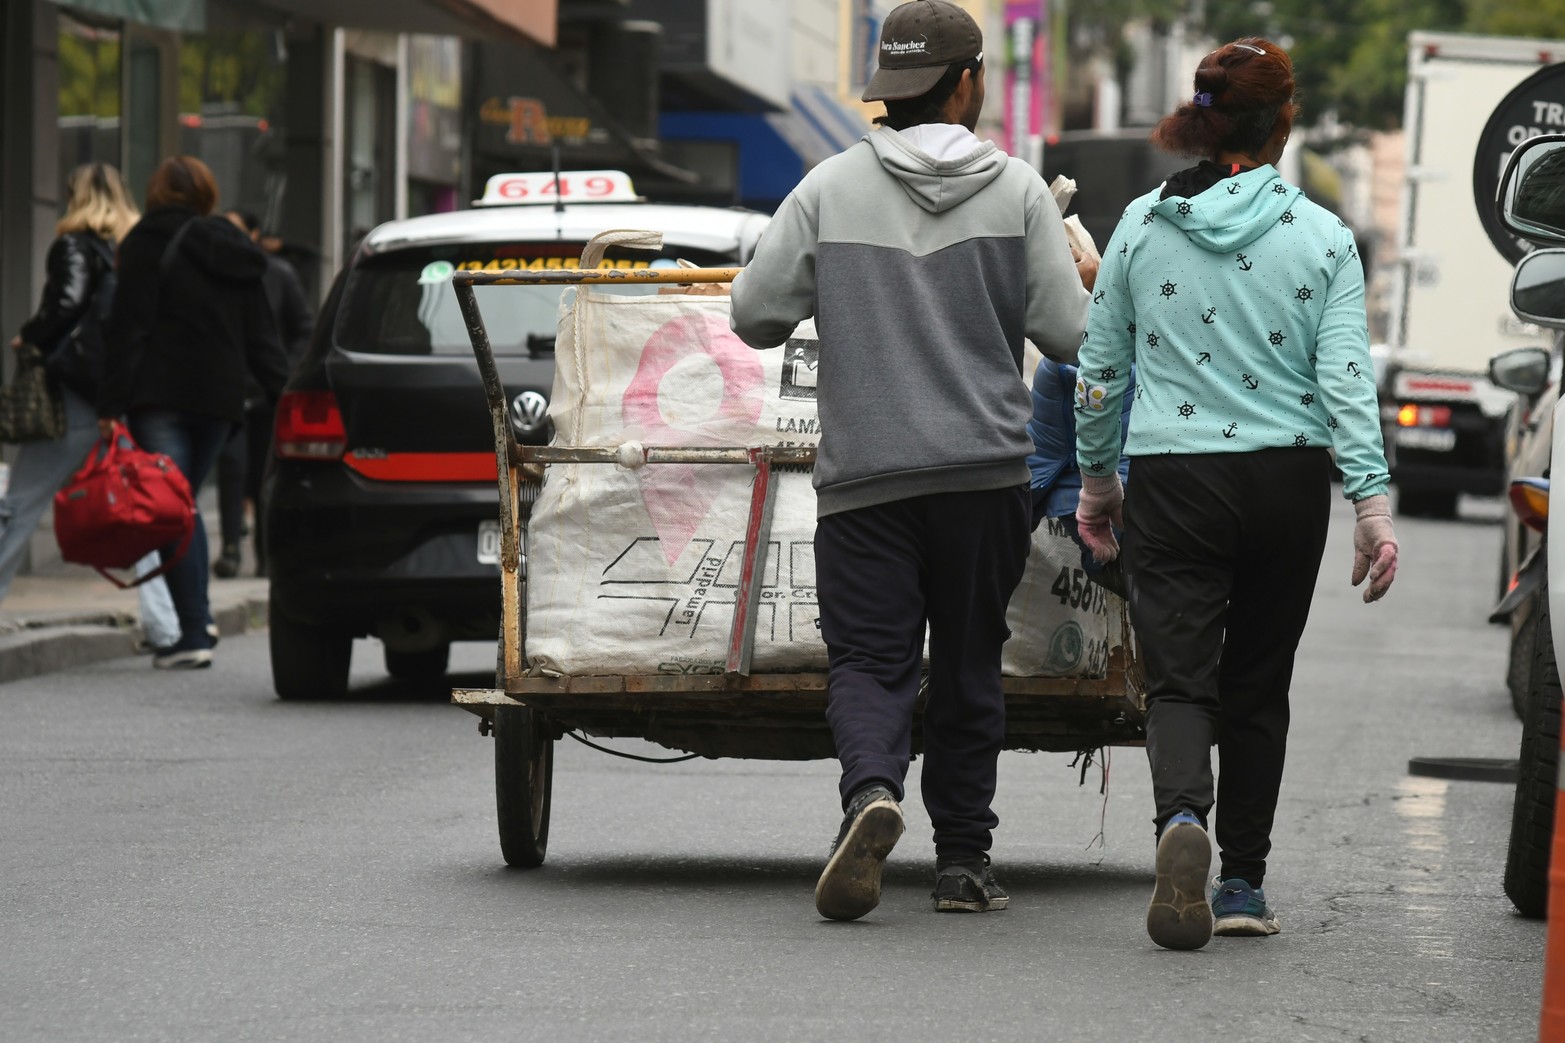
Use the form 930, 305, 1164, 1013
527, 333, 556, 357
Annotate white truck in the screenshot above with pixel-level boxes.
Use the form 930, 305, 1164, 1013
1386, 31, 1563, 517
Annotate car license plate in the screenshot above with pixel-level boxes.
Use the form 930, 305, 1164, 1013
1394, 428, 1457, 452
477, 519, 502, 565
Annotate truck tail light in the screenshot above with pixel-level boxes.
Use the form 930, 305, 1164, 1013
1396, 403, 1453, 428
1509, 477, 1551, 533
275, 390, 347, 460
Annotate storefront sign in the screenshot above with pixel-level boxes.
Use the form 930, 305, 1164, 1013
479, 97, 593, 147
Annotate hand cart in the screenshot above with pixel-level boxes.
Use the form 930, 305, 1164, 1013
449, 265, 1145, 867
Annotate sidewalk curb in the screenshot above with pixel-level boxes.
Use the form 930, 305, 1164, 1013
0, 593, 268, 686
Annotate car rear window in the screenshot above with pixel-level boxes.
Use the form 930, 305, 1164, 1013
332, 241, 735, 356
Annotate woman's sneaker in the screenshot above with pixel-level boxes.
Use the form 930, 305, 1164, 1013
815, 785, 904, 921
1211, 877, 1282, 936
1146, 811, 1213, 950
931, 855, 1009, 912
153, 632, 215, 670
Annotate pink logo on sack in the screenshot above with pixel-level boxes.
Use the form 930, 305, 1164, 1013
622, 314, 763, 563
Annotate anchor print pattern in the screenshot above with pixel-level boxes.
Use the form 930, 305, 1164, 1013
1070, 170, 1387, 504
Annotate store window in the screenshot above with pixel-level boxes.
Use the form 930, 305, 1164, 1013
176, 5, 287, 227
57, 13, 122, 195
407, 36, 464, 217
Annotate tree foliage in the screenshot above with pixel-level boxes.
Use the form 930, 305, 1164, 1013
1199, 0, 1467, 129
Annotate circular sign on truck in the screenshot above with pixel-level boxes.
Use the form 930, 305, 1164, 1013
1475, 60, 1565, 263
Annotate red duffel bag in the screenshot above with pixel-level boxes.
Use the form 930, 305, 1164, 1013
54, 422, 196, 588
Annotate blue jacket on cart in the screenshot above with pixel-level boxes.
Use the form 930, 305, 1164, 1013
1027, 357, 1133, 521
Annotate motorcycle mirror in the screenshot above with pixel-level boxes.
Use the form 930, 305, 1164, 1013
1511, 249, 1565, 330
1489, 345, 1552, 396
1500, 134, 1565, 245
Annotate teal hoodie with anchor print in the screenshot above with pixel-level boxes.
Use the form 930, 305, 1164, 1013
1073, 164, 1390, 502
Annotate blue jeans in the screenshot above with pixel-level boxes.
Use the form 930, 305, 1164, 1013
0, 388, 179, 643
129, 407, 233, 648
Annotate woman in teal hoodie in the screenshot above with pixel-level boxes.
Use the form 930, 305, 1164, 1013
1072, 39, 1399, 952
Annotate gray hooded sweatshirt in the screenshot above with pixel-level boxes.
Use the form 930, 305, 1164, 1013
730, 125, 1089, 517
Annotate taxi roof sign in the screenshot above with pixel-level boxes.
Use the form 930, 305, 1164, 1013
476, 170, 641, 207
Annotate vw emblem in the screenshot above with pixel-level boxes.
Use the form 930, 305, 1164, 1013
510, 390, 549, 434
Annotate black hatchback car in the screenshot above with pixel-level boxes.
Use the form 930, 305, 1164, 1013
264, 171, 770, 698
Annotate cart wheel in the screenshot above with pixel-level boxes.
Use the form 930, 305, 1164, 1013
494, 705, 553, 867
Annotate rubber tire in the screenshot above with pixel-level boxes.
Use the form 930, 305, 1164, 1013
494, 705, 553, 868
1504, 598, 1560, 919
1397, 489, 1459, 519
1508, 596, 1540, 720
269, 603, 353, 701
384, 643, 451, 681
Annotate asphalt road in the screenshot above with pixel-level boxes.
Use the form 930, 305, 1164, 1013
0, 497, 1545, 1042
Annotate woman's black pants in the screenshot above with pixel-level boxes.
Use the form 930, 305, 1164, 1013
1123, 448, 1331, 888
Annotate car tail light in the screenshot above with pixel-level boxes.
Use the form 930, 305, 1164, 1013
1396, 403, 1452, 428
275, 390, 347, 460
1509, 477, 1551, 533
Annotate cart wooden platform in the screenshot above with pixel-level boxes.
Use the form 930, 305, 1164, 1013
449, 265, 1146, 867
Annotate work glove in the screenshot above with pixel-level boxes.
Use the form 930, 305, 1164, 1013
1351, 494, 1398, 603
1076, 473, 1125, 564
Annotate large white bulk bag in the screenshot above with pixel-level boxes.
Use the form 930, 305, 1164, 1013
525, 288, 1115, 678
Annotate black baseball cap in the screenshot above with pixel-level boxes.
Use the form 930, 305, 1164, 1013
862, 1, 983, 103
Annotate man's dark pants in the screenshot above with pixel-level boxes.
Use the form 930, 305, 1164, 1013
1123, 448, 1331, 888
815, 485, 1031, 863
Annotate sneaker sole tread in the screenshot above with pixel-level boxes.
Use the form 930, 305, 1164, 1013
1146, 822, 1213, 951
815, 800, 904, 921
933, 894, 1009, 913
1213, 913, 1281, 936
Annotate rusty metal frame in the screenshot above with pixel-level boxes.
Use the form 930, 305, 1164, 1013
452, 266, 801, 686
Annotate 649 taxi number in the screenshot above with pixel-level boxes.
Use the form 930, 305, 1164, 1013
1051, 566, 1108, 613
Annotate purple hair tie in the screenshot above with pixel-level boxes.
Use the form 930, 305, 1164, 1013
1193, 91, 1215, 107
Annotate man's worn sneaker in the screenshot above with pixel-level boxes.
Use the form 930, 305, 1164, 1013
815, 785, 904, 921
932, 856, 1009, 912
1211, 877, 1282, 937
1146, 810, 1213, 951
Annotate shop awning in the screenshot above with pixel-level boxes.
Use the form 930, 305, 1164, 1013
661, 88, 870, 210
784, 87, 872, 158
54, 0, 556, 44
53, 0, 204, 31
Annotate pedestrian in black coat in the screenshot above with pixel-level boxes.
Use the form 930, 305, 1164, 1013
98, 155, 292, 669
212, 209, 316, 578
